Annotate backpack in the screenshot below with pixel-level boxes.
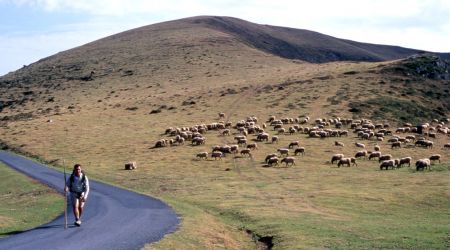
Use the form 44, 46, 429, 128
69, 171, 87, 193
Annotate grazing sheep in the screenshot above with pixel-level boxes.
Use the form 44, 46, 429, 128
398, 157, 412, 167
380, 160, 396, 170
212, 145, 222, 152
331, 154, 344, 164
192, 137, 206, 145
196, 152, 208, 160
124, 161, 137, 170
429, 154, 441, 163
247, 143, 258, 150
338, 157, 357, 167
416, 159, 431, 171
237, 138, 247, 145
415, 139, 434, 148
406, 135, 416, 141
278, 128, 286, 134
378, 154, 392, 163
288, 141, 300, 148
388, 138, 399, 143
294, 147, 305, 156
354, 150, 367, 159
154, 139, 167, 148
339, 130, 349, 136
374, 145, 380, 151
444, 143, 450, 149
355, 142, 365, 148
335, 141, 345, 147
271, 136, 279, 144
219, 145, 232, 154
265, 153, 278, 163
240, 149, 252, 157
230, 145, 239, 154
211, 151, 223, 160
281, 157, 296, 166
176, 137, 185, 145
368, 151, 382, 160
267, 157, 279, 166
288, 127, 297, 134
219, 112, 225, 119
257, 133, 270, 141
221, 129, 230, 136
277, 148, 290, 156
234, 135, 246, 141
391, 141, 401, 149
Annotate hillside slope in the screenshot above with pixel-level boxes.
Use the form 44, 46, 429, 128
186, 16, 429, 62
1, 16, 448, 124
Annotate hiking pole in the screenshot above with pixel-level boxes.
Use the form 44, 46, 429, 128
64, 161, 68, 230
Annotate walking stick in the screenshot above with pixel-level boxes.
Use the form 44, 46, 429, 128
64, 162, 68, 229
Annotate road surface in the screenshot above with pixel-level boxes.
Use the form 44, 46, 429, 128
0, 150, 180, 250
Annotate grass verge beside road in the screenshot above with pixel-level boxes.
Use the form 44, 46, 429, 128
0, 162, 62, 237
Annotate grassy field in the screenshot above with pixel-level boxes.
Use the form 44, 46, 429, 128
0, 162, 63, 237
2, 102, 449, 249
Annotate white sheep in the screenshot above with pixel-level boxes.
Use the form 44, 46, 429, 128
354, 150, 367, 159
368, 151, 382, 160
338, 157, 357, 167
281, 157, 296, 166
378, 154, 392, 163
335, 141, 345, 147
331, 154, 344, 164
355, 142, 365, 148
288, 141, 299, 148
196, 152, 208, 160
267, 157, 279, 166
416, 159, 431, 171
265, 153, 278, 163
277, 148, 289, 156
391, 141, 401, 149
221, 129, 230, 136
294, 147, 305, 156
211, 151, 223, 160
380, 160, 396, 170
398, 157, 412, 167
429, 154, 441, 163
240, 149, 252, 157
271, 136, 279, 143
124, 161, 137, 170
247, 143, 258, 150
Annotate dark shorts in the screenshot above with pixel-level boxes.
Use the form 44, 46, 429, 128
69, 192, 85, 205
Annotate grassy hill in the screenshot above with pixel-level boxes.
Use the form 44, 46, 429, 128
0, 16, 449, 249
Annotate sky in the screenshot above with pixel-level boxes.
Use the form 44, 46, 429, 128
1, 0, 449, 76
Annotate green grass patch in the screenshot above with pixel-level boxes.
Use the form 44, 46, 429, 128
0, 163, 63, 237
349, 97, 445, 124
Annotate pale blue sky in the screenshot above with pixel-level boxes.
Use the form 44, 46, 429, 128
1, 0, 449, 76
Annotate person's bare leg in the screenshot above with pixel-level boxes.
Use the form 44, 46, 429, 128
74, 199, 80, 221
79, 201, 85, 219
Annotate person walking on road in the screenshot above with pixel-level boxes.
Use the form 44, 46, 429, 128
65, 164, 89, 227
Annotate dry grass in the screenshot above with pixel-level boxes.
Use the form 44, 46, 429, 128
0, 19, 449, 248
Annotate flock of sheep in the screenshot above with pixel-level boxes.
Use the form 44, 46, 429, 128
153, 113, 449, 171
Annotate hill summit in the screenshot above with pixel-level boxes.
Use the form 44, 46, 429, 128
0, 15, 448, 125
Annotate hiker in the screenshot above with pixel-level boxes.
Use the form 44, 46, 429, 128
65, 163, 89, 226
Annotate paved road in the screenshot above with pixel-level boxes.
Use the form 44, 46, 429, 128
0, 150, 180, 250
